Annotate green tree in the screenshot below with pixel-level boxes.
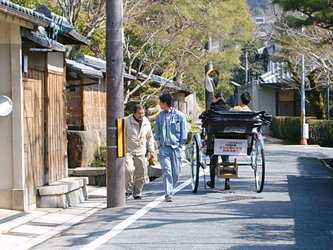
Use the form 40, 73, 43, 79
272, 0, 333, 29
123, 0, 255, 108
12, 0, 53, 9
14, 0, 255, 111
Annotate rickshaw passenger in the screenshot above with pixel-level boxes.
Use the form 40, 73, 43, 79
232, 92, 266, 148
230, 91, 252, 111
231, 92, 257, 155
199, 92, 231, 190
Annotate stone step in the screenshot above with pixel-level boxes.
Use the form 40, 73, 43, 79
36, 177, 88, 208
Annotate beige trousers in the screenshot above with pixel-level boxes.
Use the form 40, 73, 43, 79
125, 153, 147, 197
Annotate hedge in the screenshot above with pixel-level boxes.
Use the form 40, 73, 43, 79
272, 116, 333, 147
307, 119, 333, 147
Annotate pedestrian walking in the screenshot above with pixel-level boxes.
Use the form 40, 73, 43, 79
155, 93, 188, 202
124, 104, 155, 200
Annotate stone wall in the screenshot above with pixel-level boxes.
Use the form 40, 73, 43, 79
67, 130, 102, 168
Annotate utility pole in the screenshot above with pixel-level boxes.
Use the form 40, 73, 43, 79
327, 82, 330, 120
300, 55, 308, 145
106, 0, 125, 207
245, 50, 249, 84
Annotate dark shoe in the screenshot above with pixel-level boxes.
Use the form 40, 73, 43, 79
207, 181, 215, 188
134, 195, 143, 200
165, 195, 173, 202
225, 179, 231, 190
126, 193, 132, 199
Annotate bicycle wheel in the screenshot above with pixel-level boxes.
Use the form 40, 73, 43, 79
190, 136, 200, 193
252, 138, 265, 193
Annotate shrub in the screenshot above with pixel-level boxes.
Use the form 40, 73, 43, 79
90, 145, 107, 167
272, 116, 300, 141
272, 116, 333, 146
308, 119, 333, 147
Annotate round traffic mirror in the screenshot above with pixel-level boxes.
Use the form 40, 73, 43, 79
0, 95, 13, 116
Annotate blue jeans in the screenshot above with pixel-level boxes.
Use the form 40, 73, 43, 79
159, 146, 182, 196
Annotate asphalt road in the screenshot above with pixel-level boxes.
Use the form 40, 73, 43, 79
33, 139, 333, 250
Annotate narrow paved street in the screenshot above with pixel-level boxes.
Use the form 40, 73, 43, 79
33, 139, 333, 249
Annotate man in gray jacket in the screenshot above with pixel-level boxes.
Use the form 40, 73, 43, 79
124, 104, 155, 200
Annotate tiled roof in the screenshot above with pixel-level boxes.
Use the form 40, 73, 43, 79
0, 1, 89, 45
35, 5, 90, 45
76, 54, 107, 72
76, 53, 136, 80
0, 0, 48, 26
21, 27, 67, 52
260, 61, 293, 85
75, 53, 191, 95
66, 59, 103, 79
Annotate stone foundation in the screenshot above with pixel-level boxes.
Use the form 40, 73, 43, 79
69, 165, 162, 186
69, 167, 106, 186
67, 130, 101, 168
37, 177, 88, 208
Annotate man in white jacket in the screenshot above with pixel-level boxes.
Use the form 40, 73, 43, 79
124, 104, 155, 200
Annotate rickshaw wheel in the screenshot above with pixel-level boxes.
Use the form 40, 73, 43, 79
191, 135, 200, 193
252, 139, 265, 193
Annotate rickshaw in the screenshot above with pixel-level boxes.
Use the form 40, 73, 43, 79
190, 110, 272, 193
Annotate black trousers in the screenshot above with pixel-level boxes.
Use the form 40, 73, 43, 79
209, 155, 229, 184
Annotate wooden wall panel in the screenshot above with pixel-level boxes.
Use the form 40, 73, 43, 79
23, 69, 44, 205
46, 71, 67, 183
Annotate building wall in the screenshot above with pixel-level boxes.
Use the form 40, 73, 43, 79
278, 89, 316, 117
258, 86, 276, 116
66, 78, 106, 135
0, 21, 26, 210
83, 80, 106, 147
47, 52, 64, 72
66, 78, 106, 169
23, 42, 45, 69
185, 93, 200, 119
173, 92, 186, 114
66, 79, 83, 129
278, 89, 295, 116
83, 80, 106, 133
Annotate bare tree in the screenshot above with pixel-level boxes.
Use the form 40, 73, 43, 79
57, 0, 106, 38
271, 20, 333, 89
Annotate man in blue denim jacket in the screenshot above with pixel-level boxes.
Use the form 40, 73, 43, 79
155, 93, 188, 202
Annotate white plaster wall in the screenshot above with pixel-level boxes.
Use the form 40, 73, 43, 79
26, 50, 45, 69
258, 86, 276, 116
185, 93, 200, 120
47, 52, 64, 72
258, 86, 276, 135
0, 21, 14, 190
0, 21, 25, 210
